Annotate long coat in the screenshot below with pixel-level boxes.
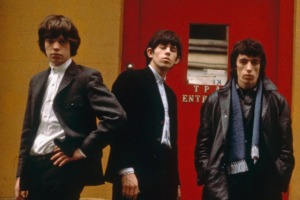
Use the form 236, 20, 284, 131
105, 67, 180, 190
194, 77, 294, 200
17, 61, 126, 189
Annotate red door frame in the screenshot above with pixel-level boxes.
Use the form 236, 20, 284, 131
120, 1, 294, 199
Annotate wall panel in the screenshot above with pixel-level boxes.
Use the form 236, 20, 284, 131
0, 1, 123, 199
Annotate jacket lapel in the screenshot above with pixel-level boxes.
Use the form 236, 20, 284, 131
143, 67, 164, 108
57, 61, 76, 94
218, 81, 231, 138
32, 70, 50, 98
261, 76, 276, 120
143, 67, 166, 138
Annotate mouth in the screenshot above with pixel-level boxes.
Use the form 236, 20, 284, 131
243, 75, 254, 80
162, 57, 171, 62
50, 53, 62, 58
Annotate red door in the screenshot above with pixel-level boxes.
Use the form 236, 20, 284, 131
121, 1, 294, 199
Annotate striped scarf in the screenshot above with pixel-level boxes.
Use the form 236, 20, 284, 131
227, 79, 262, 174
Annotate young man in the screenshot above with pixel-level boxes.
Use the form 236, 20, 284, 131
194, 38, 295, 200
15, 14, 126, 200
105, 30, 182, 200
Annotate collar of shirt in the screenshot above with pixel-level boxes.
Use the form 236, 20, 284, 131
235, 83, 257, 99
235, 83, 258, 92
148, 65, 166, 84
49, 58, 72, 74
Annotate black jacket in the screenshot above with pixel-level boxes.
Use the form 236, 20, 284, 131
105, 67, 180, 187
194, 77, 294, 200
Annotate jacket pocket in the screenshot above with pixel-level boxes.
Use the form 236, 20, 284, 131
275, 158, 294, 192
203, 167, 229, 200
64, 96, 84, 110
196, 160, 208, 185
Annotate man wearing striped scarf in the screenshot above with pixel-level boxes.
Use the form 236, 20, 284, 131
194, 38, 294, 200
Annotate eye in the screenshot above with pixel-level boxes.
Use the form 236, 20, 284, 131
45, 39, 55, 44
239, 59, 248, 65
59, 39, 68, 45
159, 44, 167, 49
251, 59, 260, 65
170, 46, 178, 52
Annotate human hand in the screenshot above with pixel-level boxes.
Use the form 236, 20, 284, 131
51, 147, 84, 167
177, 186, 181, 200
15, 177, 28, 200
121, 173, 139, 200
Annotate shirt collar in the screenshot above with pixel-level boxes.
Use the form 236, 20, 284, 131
49, 58, 72, 74
235, 83, 258, 91
148, 65, 166, 84
235, 82, 257, 100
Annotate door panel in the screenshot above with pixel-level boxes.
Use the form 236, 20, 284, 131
121, 1, 294, 199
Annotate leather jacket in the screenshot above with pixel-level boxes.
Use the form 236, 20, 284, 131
194, 77, 294, 200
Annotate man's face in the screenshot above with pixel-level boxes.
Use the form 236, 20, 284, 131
44, 35, 71, 67
236, 54, 261, 89
147, 43, 180, 75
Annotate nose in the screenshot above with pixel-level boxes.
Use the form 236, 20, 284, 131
165, 46, 171, 54
52, 41, 61, 50
245, 62, 253, 71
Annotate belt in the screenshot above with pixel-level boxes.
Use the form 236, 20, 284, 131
30, 153, 54, 161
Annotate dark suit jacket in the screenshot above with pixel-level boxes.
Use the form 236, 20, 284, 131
17, 61, 126, 189
105, 67, 180, 187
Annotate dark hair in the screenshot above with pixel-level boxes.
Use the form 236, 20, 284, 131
144, 30, 182, 65
38, 15, 81, 56
230, 38, 266, 78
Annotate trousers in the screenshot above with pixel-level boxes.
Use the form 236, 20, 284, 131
25, 154, 85, 200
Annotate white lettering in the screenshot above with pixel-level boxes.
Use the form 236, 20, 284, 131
204, 85, 210, 93
194, 85, 200, 93
182, 95, 188, 102
182, 94, 206, 103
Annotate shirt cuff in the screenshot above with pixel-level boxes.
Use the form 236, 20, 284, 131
119, 167, 134, 175
78, 149, 87, 158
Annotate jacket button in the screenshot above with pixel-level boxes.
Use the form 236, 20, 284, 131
221, 163, 226, 169
157, 137, 161, 142
160, 120, 164, 125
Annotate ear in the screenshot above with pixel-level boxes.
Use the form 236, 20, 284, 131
174, 57, 180, 64
146, 48, 153, 58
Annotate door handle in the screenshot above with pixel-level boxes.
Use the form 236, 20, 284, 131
126, 63, 134, 70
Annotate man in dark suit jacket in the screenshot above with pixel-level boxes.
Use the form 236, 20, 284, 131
15, 14, 126, 200
105, 30, 182, 200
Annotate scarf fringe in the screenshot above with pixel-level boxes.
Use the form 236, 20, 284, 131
227, 159, 249, 174
251, 145, 259, 164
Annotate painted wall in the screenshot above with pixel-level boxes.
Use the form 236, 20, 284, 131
0, 0, 123, 199
290, 0, 300, 199
0, 0, 299, 199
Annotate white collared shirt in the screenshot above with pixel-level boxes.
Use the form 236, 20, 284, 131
149, 65, 171, 148
30, 59, 72, 155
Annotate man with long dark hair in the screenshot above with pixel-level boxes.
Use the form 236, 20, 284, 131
195, 38, 294, 200
15, 14, 126, 200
